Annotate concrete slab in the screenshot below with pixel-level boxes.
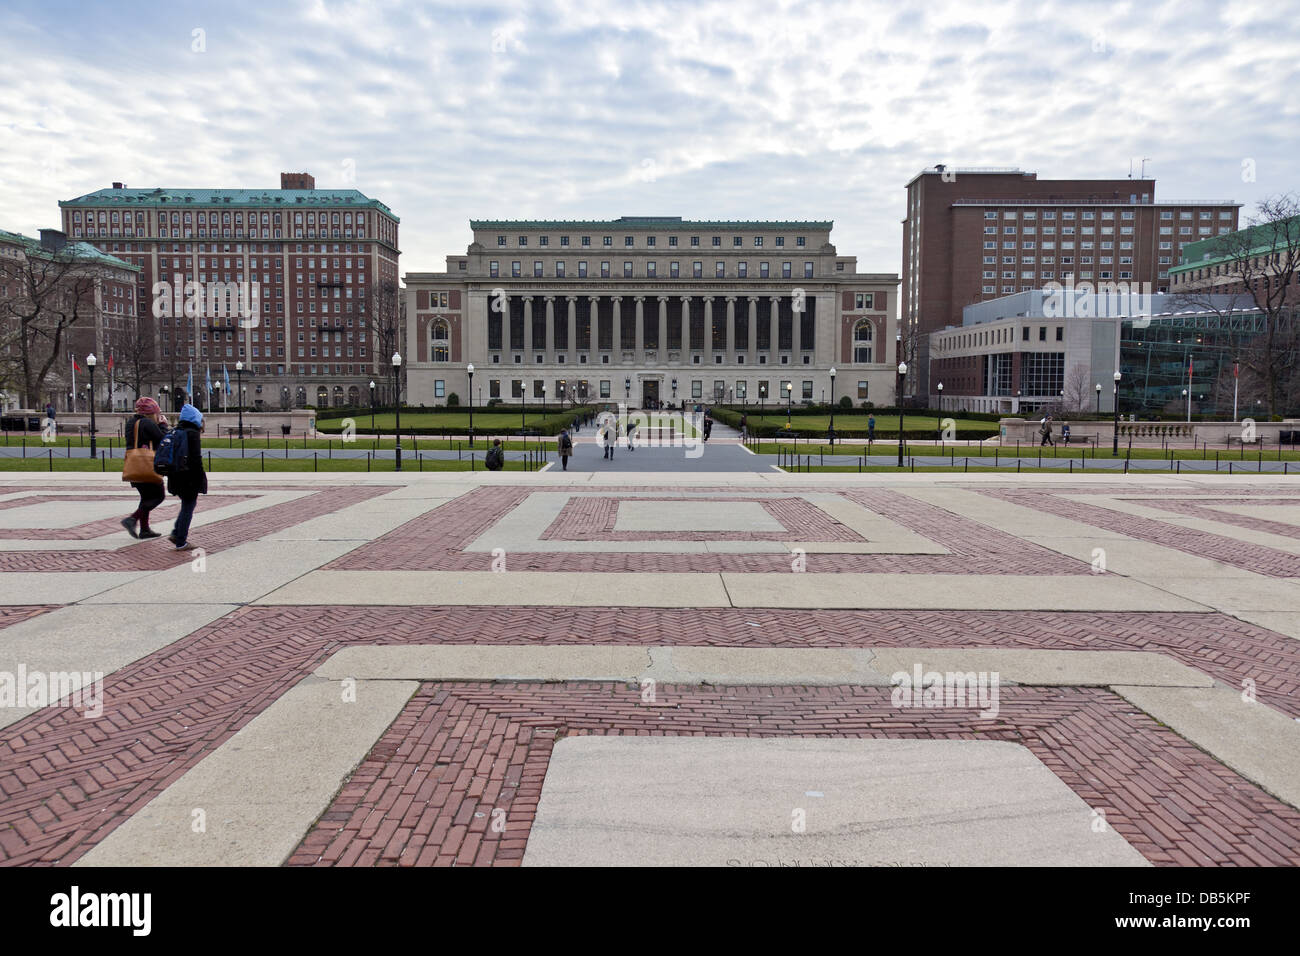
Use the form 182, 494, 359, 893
1117, 685, 1300, 810
719, 573, 1209, 611
1223, 610, 1300, 642
81, 539, 362, 605
0, 603, 235, 727
256, 569, 732, 607
76, 678, 418, 866
0, 500, 134, 529
264, 496, 449, 541
522, 736, 1148, 866
315, 645, 650, 681
644, 646, 889, 686
867, 649, 1213, 688
0, 571, 152, 605
613, 500, 783, 532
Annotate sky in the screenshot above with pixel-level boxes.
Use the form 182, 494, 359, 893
1, 0, 1297, 277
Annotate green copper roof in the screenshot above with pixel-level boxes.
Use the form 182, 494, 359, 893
0, 228, 139, 271
1170, 215, 1300, 274
60, 187, 398, 220
470, 217, 832, 230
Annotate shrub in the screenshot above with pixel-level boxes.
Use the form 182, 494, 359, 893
839, 395, 853, 409
447, 393, 460, 407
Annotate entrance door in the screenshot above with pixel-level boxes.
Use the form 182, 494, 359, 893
642, 379, 660, 409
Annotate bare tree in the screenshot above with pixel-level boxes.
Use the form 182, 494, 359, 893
359, 279, 402, 403
0, 240, 101, 408
113, 313, 161, 403
1171, 196, 1300, 416
1061, 362, 1093, 413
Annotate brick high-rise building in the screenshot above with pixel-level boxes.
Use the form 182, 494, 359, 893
57, 174, 400, 411
901, 166, 1240, 396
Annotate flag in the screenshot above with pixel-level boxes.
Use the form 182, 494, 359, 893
223, 365, 231, 395
72, 357, 82, 373
206, 365, 212, 403
186, 365, 193, 401
106, 355, 114, 372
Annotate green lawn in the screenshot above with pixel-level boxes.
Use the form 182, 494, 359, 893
0, 456, 536, 473
316, 411, 575, 433
0, 434, 550, 452
753, 440, 1300, 462
744, 414, 998, 434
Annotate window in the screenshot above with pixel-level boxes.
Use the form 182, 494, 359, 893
578, 261, 588, 278
754, 237, 764, 247
556, 261, 565, 278
434, 380, 446, 398
646, 237, 655, 247
692, 380, 702, 399
781, 262, 791, 278
581, 236, 591, 247
716, 261, 725, 278
711, 236, 721, 247
560, 236, 570, 246
603, 236, 612, 246
738, 262, 747, 277
624, 261, 633, 277
733, 237, 743, 247
693, 261, 703, 278
853, 320, 873, 362
497, 236, 507, 246
796, 237, 806, 247
518, 236, 528, 246
760, 262, 770, 278
647, 262, 657, 278
601, 261, 610, 278
804, 262, 813, 278
511, 261, 521, 277
1055, 327, 1063, 341
855, 293, 874, 310
690, 236, 700, 247
600, 380, 611, 397
857, 380, 868, 399
670, 261, 680, 278
625, 236, 634, 247
534, 261, 543, 277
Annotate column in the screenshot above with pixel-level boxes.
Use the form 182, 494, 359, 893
567, 296, 577, 359
681, 296, 692, 354
612, 296, 623, 356
523, 297, 533, 357
771, 296, 781, 356
792, 293, 802, 356
588, 296, 600, 353
634, 296, 645, 358
725, 296, 736, 357
658, 297, 668, 360
545, 296, 555, 359
704, 297, 714, 362
748, 297, 758, 365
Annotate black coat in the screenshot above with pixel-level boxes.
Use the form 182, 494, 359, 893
167, 421, 208, 497
125, 414, 165, 451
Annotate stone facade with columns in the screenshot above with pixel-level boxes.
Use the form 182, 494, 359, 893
405, 217, 898, 410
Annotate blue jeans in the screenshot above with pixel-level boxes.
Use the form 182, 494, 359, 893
172, 495, 198, 544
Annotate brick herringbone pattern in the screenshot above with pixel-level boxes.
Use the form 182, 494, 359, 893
539, 495, 865, 542
983, 487, 1300, 576
0, 485, 392, 571
1, 604, 1296, 865
285, 683, 1300, 867
1127, 496, 1300, 540
0, 494, 256, 540
329, 485, 1088, 573
0, 606, 55, 630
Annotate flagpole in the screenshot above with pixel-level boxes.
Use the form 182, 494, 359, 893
1233, 360, 1239, 422
1187, 355, 1192, 423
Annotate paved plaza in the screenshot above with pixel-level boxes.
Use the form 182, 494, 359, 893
1, 469, 1299, 867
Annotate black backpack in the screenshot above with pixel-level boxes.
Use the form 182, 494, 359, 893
153, 427, 189, 476
485, 445, 504, 470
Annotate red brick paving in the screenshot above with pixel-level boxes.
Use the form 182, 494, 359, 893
284, 682, 1300, 867
981, 486, 1300, 577
0, 485, 393, 570
540, 495, 865, 542
0, 494, 255, 540
0, 606, 55, 631
1, 604, 1297, 865
328, 486, 1088, 573
1123, 496, 1300, 541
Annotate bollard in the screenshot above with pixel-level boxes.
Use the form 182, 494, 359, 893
208, 451, 212, 472
314, 452, 318, 472
367, 451, 371, 472
261, 451, 265, 472
48, 449, 53, 471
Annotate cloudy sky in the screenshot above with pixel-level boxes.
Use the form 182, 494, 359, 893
1, 0, 1296, 275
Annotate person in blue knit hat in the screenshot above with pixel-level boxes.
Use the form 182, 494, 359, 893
167, 404, 208, 550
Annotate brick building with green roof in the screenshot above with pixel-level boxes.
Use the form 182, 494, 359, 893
55, 173, 401, 412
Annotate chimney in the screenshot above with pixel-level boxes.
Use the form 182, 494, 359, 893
39, 229, 68, 253
280, 172, 315, 190
112, 182, 123, 189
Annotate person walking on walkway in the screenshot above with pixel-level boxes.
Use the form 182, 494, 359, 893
602, 420, 616, 459
626, 418, 637, 451
558, 429, 573, 471
485, 438, 505, 470
1040, 415, 1055, 447
168, 403, 207, 551
120, 396, 167, 539
868, 414, 876, 441
740, 413, 748, 441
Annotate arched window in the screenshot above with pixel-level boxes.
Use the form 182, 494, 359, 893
431, 320, 450, 362
347, 385, 360, 406
853, 320, 874, 363
332, 385, 345, 407
316, 386, 328, 407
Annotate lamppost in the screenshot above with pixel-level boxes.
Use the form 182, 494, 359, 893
1095, 383, 1101, 414
759, 382, 766, 419
160, 384, 169, 415
521, 381, 527, 433
86, 354, 97, 457
897, 360, 908, 468
369, 380, 376, 433
828, 366, 837, 446
785, 381, 793, 428
625, 376, 631, 407
671, 378, 678, 404
392, 352, 403, 471
467, 364, 475, 446
1183, 388, 1190, 423
1112, 370, 1121, 456
235, 361, 244, 438
936, 382, 944, 440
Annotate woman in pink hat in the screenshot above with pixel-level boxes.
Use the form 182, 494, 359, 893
120, 396, 168, 539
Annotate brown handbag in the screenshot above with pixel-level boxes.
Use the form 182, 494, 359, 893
121, 419, 163, 484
